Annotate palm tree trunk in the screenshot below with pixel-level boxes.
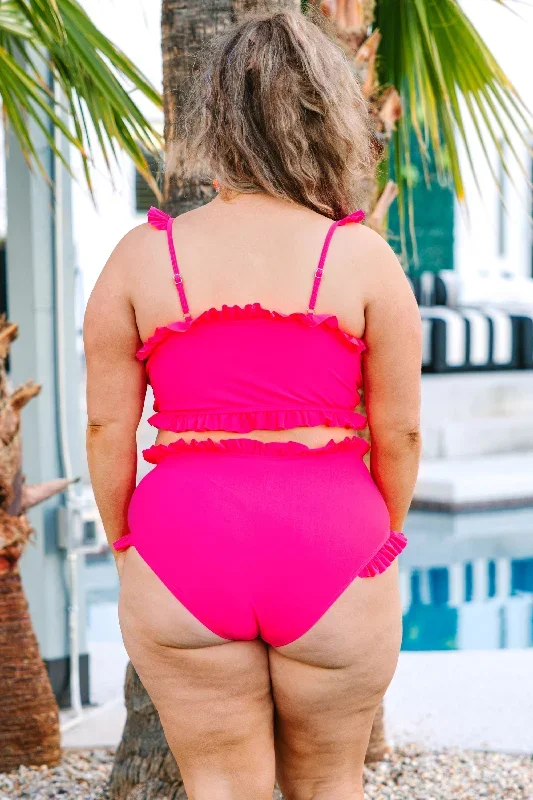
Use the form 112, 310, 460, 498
109, 662, 186, 799
162, 0, 234, 216
0, 320, 61, 771
163, 0, 299, 217
0, 559, 61, 771
232, 0, 299, 14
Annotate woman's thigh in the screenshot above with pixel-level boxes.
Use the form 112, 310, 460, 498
269, 562, 402, 799
117, 546, 275, 799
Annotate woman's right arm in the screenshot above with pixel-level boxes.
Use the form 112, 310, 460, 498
360, 231, 422, 533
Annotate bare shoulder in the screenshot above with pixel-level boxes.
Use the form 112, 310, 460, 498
350, 225, 420, 351
84, 224, 158, 345
86, 222, 167, 308
338, 223, 411, 300
347, 223, 403, 273
102, 222, 161, 280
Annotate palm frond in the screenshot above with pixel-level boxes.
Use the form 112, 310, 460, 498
0, 0, 162, 197
375, 0, 532, 254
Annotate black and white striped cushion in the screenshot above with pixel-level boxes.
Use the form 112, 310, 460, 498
413, 271, 533, 312
511, 311, 533, 368
412, 270, 459, 307
420, 306, 518, 372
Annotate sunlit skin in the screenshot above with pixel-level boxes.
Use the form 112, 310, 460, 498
84, 191, 421, 799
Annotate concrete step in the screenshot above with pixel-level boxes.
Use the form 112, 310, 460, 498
421, 371, 533, 424
413, 452, 533, 510
421, 371, 533, 459
422, 414, 533, 459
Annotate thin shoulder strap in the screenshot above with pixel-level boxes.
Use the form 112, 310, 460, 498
307, 210, 366, 314
147, 206, 192, 321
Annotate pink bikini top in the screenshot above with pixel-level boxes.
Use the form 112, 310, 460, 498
139, 206, 367, 435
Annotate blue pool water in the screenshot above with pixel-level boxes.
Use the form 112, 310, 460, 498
401, 508, 533, 650
86, 508, 533, 652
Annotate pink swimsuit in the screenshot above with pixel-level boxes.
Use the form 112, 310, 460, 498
113, 206, 407, 647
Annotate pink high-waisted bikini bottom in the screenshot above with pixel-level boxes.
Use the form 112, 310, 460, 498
114, 436, 407, 648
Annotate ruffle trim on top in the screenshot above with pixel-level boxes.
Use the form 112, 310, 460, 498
136, 303, 366, 361
357, 530, 408, 578
147, 407, 367, 434
142, 434, 370, 465
147, 206, 172, 230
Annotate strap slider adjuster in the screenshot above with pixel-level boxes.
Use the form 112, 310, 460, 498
173, 273, 183, 285
314, 267, 324, 279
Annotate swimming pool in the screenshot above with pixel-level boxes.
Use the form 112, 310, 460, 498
401, 508, 533, 650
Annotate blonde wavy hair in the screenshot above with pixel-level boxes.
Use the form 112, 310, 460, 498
169, 10, 374, 220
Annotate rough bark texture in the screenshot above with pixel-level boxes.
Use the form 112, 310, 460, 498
162, 0, 234, 216
162, 0, 300, 217
0, 318, 62, 770
109, 662, 186, 799
0, 568, 61, 771
232, 0, 299, 14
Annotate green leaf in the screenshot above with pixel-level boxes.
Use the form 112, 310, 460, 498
375, 0, 532, 251
0, 0, 162, 197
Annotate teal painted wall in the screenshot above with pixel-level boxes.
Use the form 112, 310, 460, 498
387, 142, 455, 276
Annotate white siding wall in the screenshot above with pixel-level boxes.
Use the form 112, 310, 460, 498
455, 0, 533, 279
72, 0, 163, 305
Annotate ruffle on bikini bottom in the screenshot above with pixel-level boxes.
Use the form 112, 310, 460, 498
120, 435, 407, 577
142, 434, 370, 464
357, 530, 408, 577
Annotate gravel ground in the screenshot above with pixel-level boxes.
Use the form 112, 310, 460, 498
1, 746, 532, 799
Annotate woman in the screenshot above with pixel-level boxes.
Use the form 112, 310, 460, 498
84, 10, 421, 800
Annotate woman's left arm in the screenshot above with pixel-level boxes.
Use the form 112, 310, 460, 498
83, 230, 146, 565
